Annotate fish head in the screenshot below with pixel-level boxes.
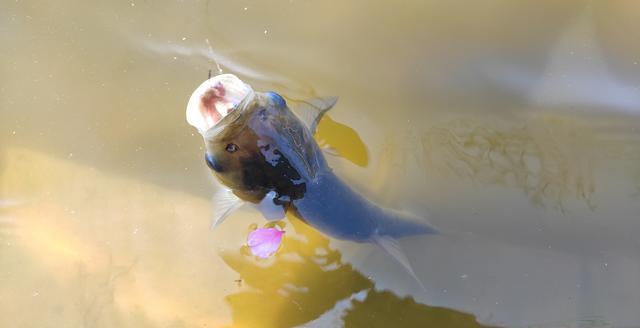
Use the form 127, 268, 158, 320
187, 74, 311, 203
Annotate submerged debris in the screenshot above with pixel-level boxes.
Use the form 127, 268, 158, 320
420, 118, 597, 211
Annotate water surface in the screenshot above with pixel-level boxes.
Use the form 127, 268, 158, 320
2, 1, 640, 327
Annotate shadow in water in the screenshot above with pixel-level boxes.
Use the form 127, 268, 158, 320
315, 115, 369, 167
343, 289, 495, 328
220, 218, 492, 328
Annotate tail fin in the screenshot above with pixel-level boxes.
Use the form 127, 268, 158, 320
372, 235, 426, 291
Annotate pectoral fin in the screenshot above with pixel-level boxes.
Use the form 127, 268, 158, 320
373, 235, 425, 291
211, 187, 244, 229
287, 96, 338, 134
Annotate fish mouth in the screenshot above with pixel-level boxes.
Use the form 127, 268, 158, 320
204, 152, 223, 172
186, 74, 254, 135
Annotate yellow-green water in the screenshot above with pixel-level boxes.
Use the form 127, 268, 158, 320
2, 1, 640, 327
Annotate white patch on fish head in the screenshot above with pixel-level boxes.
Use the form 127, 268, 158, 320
186, 74, 253, 134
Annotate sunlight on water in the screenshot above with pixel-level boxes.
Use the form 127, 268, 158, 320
2, 0, 640, 327
0, 148, 491, 327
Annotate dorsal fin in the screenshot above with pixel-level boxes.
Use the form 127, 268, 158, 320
287, 96, 338, 134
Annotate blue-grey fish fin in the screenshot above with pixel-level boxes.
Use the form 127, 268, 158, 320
210, 187, 243, 229
288, 96, 338, 134
372, 234, 426, 291
256, 190, 286, 221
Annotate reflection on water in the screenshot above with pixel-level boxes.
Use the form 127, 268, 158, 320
221, 217, 490, 328
0, 149, 489, 327
221, 218, 370, 328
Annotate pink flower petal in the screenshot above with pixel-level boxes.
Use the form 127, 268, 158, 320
247, 227, 284, 259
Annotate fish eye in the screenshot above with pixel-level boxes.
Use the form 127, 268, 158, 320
225, 143, 239, 153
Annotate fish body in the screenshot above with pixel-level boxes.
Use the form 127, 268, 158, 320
292, 169, 435, 242
186, 74, 435, 283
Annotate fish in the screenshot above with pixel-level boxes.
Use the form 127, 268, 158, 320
186, 74, 437, 284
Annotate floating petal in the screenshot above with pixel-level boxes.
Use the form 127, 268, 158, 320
247, 227, 284, 259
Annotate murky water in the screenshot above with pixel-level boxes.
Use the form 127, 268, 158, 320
2, 1, 640, 327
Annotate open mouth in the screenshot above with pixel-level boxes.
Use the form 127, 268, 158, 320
186, 74, 253, 134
